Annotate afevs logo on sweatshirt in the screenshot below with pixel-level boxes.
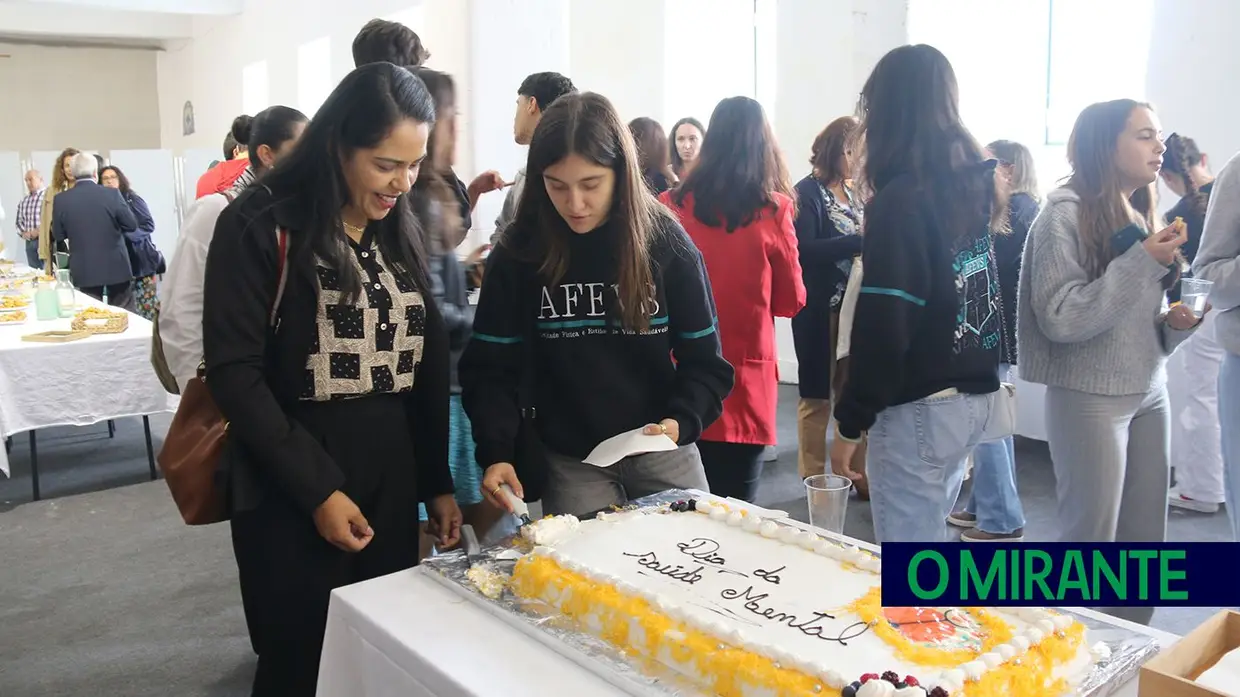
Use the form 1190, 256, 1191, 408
535, 282, 668, 339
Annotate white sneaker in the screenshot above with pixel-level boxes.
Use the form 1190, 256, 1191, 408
1168, 489, 1220, 514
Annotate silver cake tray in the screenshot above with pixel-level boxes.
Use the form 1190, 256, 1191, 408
420, 489, 1162, 696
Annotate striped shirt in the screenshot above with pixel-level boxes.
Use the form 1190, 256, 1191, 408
15, 189, 43, 237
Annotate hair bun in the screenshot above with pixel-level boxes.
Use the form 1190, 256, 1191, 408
231, 115, 254, 144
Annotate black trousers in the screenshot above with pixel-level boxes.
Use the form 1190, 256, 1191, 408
697, 441, 766, 502
231, 395, 420, 697
79, 281, 137, 314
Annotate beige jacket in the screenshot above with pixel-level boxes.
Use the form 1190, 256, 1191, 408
37, 185, 68, 270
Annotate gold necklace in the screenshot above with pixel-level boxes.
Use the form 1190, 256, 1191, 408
342, 220, 366, 237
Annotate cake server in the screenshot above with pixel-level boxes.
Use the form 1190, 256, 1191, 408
460, 524, 484, 564
499, 484, 533, 526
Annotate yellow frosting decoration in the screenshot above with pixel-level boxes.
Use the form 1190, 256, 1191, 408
957, 621, 1085, 696
511, 554, 846, 697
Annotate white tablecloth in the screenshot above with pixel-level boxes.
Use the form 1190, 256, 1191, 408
317, 494, 1177, 697
0, 292, 173, 476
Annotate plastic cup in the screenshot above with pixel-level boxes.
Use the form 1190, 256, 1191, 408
804, 474, 852, 535
1180, 277, 1213, 315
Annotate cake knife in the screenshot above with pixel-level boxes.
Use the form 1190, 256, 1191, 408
499, 484, 533, 526
460, 524, 484, 564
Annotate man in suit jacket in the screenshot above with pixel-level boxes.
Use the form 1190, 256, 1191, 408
52, 153, 139, 312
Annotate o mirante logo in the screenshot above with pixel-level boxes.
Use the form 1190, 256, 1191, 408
879, 543, 1229, 607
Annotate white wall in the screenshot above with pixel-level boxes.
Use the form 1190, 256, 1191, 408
0, 42, 162, 153
1146, 0, 1240, 185
155, 0, 471, 164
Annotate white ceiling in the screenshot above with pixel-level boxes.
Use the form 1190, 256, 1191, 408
0, 0, 241, 49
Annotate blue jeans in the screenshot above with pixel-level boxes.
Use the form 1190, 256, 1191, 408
1220, 352, 1240, 541
867, 391, 992, 543
24, 238, 39, 269
963, 364, 1026, 533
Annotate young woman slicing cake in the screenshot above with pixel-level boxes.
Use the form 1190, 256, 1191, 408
460, 92, 734, 518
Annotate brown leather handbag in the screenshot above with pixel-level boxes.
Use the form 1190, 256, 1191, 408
157, 227, 290, 525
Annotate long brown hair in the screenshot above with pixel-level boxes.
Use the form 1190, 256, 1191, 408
408, 66, 464, 253
856, 45, 1007, 236
1066, 99, 1161, 280
811, 116, 858, 186
51, 148, 80, 192
512, 92, 666, 331
628, 117, 670, 175
672, 96, 795, 231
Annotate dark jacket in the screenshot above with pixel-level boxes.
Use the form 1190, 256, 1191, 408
833, 168, 1002, 440
122, 191, 166, 279
789, 175, 863, 399
52, 180, 139, 288
201, 185, 453, 515
994, 192, 1039, 365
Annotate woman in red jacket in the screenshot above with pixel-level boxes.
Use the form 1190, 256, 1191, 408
661, 96, 806, 501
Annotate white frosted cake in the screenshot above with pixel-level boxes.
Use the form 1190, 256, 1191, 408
508, 498, 1104, 697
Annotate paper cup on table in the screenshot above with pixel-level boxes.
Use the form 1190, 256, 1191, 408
804, 474, 851, 535
1180, 277, 1213, 315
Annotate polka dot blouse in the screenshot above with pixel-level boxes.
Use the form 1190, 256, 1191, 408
301, 229, 426, 401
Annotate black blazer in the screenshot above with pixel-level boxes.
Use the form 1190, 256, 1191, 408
52, 180, 138, 288
201, 185, 453, 515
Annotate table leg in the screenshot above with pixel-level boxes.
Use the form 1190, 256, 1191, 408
29, 431, 40, 501
143, 416, 157, 481
108, 420, 115, 438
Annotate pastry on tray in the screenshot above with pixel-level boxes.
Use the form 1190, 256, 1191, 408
0, 310, 27, 323
71, 306, 129, 333
0, 295, 30, 309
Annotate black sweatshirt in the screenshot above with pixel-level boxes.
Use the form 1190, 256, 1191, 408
834, 171, 1001, 440
459, 213, 734, 466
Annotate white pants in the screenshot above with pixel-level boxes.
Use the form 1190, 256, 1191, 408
1168, 311, 1226, 503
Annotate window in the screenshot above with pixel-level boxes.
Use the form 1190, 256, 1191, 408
242, 61, 269, 115
298, 37, 332, 117
664, 0, 772, 129
1044, 0, 1154, 144
908, 0, 1155, 191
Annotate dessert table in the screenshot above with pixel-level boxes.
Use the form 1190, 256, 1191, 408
0, 271, 173, 498
316, 492, 1177, 697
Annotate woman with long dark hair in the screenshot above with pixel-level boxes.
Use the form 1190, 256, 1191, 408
99, 165, 164, 320
669, 116, 705, 181
159, 104, 309, 393
829, 45, 1009, 543
790, 115, 866, 491
660, 96, 804, 501
201, 63, 461, 694
461, 92, 733, 518
1020, 99, 1203, 624
628, 117, 676, 194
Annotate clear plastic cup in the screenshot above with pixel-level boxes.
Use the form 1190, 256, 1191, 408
804, 474, 852, 535
1180, 277, 1213, 315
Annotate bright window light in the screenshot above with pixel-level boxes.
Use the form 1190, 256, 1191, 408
298, 37, 332, 117
1045, 0, 1154, 144
664, 0, 758, 129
